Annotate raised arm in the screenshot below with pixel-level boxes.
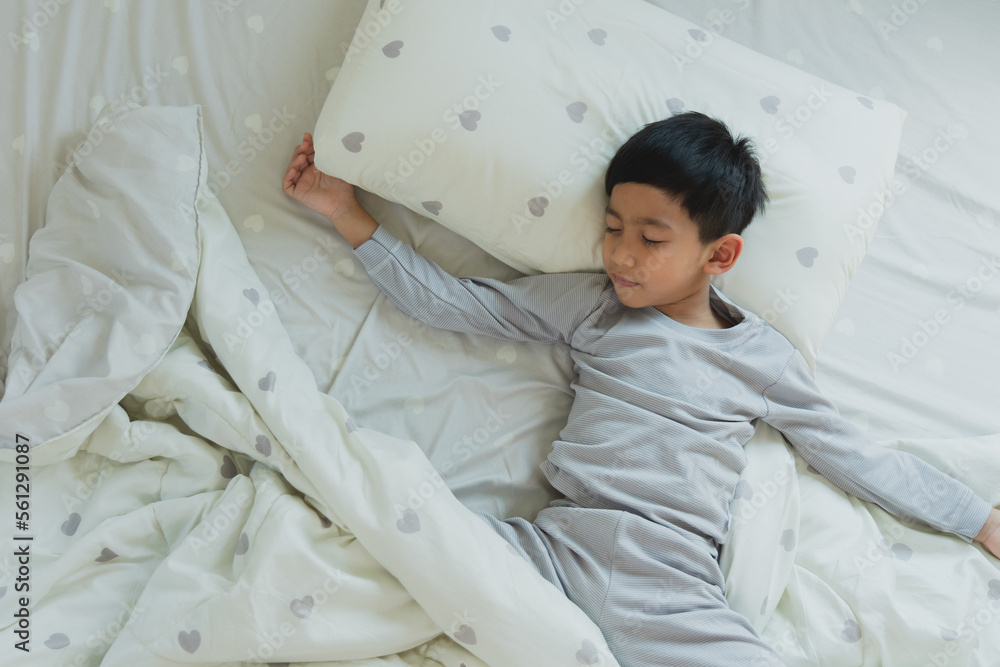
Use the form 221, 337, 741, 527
352, 224, 608, 344
281, 132, 608, 343
282, 132, 608, 344
761, 348, 994, 544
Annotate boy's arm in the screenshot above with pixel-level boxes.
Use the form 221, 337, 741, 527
351, 223, 608, 345
761, 347, 994, 543
281, 134, 606, 343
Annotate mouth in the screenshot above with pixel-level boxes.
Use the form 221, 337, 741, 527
613, 274, 639, 287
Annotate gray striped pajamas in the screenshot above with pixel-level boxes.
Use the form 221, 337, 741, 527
352, 224, 992, 667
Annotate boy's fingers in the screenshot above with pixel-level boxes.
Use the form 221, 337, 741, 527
287, 153, 308, 174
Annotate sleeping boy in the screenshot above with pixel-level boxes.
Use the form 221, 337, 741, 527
283, 113, 1000, 667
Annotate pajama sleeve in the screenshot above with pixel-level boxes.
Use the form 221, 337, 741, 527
351, 224, 608, 345
761, 348, 993, 542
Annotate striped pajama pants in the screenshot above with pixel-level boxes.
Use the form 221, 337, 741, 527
474, 500, 784, 667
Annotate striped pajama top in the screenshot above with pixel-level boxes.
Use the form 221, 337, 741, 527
352, 224, 992, 546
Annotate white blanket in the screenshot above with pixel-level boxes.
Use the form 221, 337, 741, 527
0, 103, 621, 667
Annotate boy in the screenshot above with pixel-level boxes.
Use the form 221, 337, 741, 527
284, 113, 1000, 667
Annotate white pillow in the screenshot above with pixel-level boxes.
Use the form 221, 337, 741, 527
313, 0, 906, 366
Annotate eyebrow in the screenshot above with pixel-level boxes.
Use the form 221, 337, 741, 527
605, 205, 673, 230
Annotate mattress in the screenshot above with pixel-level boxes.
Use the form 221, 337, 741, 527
1, 1, 997, 665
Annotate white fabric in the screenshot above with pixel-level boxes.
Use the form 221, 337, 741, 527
0, 104, 621, 666
1, 1, 998, 665
313, 0, 908, 368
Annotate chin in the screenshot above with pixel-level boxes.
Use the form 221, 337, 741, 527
613, 284, 641, 301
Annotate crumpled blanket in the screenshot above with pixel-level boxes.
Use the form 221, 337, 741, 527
0, 103, 622, 667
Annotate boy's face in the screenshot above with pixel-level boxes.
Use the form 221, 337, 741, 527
602, 182, 733, 311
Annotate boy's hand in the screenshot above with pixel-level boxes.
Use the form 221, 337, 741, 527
283, 132, 359, 222
975, 507, 1000, 558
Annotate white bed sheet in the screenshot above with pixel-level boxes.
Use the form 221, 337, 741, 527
4, 0, 996, 514
2, 0, 998, 665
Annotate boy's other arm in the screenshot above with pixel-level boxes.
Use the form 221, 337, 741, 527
761, 348, 995, 546
351, 222, 607, 344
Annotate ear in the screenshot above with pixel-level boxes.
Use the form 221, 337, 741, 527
703, 233, 743, 275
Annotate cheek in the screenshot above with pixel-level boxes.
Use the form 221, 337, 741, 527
643, 248, 668, 273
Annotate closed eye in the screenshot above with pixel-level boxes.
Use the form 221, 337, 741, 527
604, 226, 661, 246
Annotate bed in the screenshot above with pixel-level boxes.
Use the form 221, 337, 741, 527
1, 1, 998, 666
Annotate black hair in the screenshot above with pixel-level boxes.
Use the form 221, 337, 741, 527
604, 111, 768, 245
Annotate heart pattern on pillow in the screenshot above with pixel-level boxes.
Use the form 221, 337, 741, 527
313, 0, 907, 369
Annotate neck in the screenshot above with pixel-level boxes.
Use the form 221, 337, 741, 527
654, 282, 730, 329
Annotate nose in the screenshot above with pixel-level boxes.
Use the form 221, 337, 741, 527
609, 235, 636, 268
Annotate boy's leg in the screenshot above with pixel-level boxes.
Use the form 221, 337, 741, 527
601, 577, 784, 666
474, 505, 630, 630
471, 503, 624, 617
470, 509, 566, 594
597, 513, 785, 667
473, 505, 783, 665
